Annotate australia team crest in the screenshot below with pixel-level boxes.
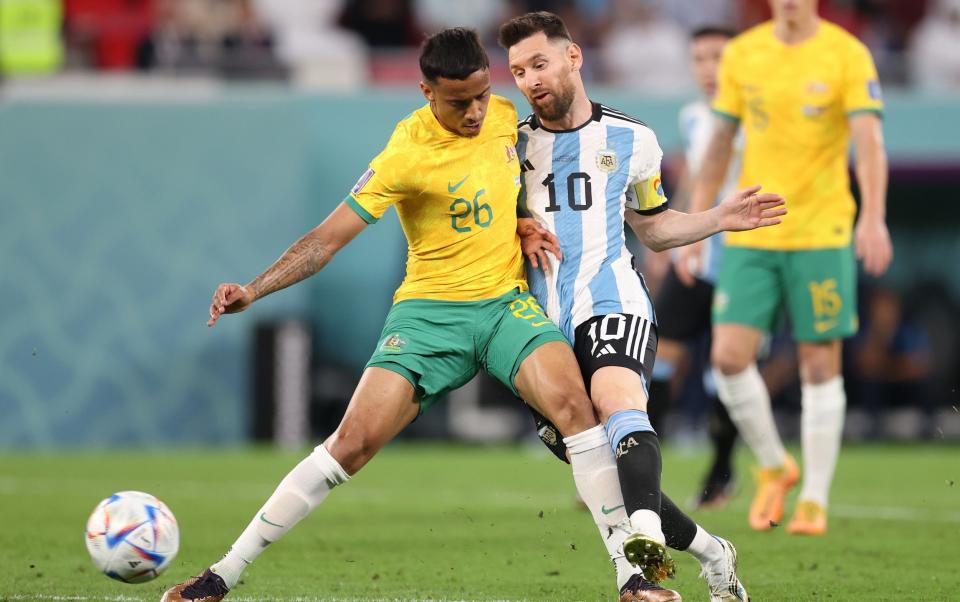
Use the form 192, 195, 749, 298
596, 149, 618, 173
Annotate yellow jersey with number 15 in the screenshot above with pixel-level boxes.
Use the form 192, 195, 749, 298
346, 95, 526, 303
713, 20, 884, 250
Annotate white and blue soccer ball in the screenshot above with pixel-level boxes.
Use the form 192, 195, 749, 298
85, 490, 179, 583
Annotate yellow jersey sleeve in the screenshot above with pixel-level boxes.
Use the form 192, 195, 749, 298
346, 124, 415, 224
712, 44, 743, 122
842, 41, 884, 117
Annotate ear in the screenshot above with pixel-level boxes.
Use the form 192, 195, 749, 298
419, 80, 434, 102
567, 43, 584, 71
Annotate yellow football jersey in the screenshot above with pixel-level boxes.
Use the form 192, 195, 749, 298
713, 20, 884, 250
346, 95, 526, 303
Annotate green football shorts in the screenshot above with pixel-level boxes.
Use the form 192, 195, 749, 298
712, 245, 859, 342
366, 288, 569, 413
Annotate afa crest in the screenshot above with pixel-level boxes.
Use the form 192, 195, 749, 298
596, 149, 618, 173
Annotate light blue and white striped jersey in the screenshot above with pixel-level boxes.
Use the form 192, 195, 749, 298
518, 103, 668, 342
677, 100, 743, 283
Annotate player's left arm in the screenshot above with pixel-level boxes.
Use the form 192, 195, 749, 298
850, 112, 893, 276
626, 184, 785, 252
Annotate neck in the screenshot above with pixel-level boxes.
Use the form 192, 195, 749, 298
539, 90, 592, 131
774, 14, 820, 45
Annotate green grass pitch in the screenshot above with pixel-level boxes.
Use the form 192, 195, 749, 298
1, 443, 957, 601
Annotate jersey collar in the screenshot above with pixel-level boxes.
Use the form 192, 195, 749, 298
531, 101, 602, 134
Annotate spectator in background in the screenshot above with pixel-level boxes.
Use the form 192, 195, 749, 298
254, 0, 368, 89
599, 0, 691, 93
413, 0, 509, 42
340, 0, 420, 48
909, 0, 960, 92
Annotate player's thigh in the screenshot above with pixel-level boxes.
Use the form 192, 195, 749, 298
482, 291, 594, 436
783, 245, 858, 343
366, 299, 479, 415
325, 366, 419, 475
655, 265, 714, 341
712, 246, 783, 334
573, 313, 657, 422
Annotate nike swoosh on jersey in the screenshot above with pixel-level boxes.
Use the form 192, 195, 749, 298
448, 175, 469, 193
601, 504, 625, 515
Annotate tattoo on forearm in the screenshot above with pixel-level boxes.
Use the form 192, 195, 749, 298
248, 234, 329, 300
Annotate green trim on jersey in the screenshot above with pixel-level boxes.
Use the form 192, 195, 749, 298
345, 195, 378, 224
712, 108, 741, 123
846, 108, 884, 120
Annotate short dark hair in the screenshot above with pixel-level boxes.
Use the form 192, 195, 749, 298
419, 27, 489, 82
690, 25, 736, 41
497, 11, 572, 49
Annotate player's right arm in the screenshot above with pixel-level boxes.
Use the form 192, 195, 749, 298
208, 203, 368, 327
209, 125, 412, 326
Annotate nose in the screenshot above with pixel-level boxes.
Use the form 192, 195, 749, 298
466, 100, 484, 123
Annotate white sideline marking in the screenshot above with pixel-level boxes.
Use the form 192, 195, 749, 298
831, 504, 960, 523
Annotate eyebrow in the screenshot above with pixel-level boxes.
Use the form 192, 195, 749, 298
450, 86, 491, 102
509, 53, 549, 71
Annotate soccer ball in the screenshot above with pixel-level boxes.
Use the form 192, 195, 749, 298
84, 490, 179, 583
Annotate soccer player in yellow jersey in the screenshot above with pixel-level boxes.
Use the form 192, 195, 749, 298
161, 28, 675, 602
678, 0, 893, 536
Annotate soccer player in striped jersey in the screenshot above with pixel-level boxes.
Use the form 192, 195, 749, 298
499, 11, 785, 602
679, 0, 892, 536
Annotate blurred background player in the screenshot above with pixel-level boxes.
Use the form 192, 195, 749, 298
502, 11, 787, 600
678, 0, 893, 535
646, 25, 743, 511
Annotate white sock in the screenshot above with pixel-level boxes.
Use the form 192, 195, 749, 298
628, 509, 664, 546
210, 444, 350, 588
798, 377, 846, 507
685, 525, 724, 566
563, 425, 642, 590
713, 364, 786, 468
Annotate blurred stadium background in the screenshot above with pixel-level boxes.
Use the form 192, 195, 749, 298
2, 0, 959, 452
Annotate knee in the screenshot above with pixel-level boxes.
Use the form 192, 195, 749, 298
711, 338, 753, 375
799, 343, 841, 384
325, 430, 378, 476
548, 390, 598, 437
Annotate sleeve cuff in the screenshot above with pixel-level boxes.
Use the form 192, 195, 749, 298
711, 109, 741, 124
633, 202, 670, 216
846, 108, 884, 120
345, 195, 379, 224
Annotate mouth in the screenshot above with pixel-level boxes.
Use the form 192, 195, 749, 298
463, 123, 481, 134
532, 91, 552, 104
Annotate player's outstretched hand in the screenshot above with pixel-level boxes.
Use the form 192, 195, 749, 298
854, 217, 893, 276
518, 217, 563, 271
208, 283, 254, 327
717, 185, 787, 232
